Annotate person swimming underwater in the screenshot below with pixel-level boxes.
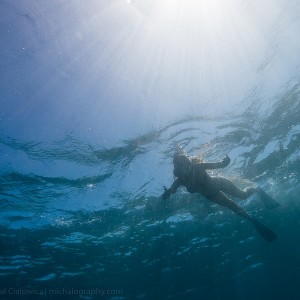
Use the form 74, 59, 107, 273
162, 148, 279, 242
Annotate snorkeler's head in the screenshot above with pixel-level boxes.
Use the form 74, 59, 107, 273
173, 150, 192, 177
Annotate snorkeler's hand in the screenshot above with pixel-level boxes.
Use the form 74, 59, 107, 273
162, 186, 172, 200
221, 155, 231, 167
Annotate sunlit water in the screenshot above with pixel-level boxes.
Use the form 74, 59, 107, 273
1, 0, 300, 299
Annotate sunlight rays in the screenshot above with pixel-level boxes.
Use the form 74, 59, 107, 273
122, 0, 261, 112
21, 0, 298, 140
119, 0, 289, 115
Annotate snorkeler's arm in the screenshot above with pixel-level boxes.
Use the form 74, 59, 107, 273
195, 155, 231, 170
162, 178, 182, 200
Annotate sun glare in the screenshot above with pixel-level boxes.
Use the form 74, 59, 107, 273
141, 0, 229, 32
129, 0, 247, 56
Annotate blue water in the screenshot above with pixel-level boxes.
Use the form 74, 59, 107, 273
1, 0, 300, 299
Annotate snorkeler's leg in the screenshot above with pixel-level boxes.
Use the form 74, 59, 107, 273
215, 177, 279, 208
209, 192, 277, 241
256, 187, 280, 209
214, 177, 256, 200
210, 192, 252, 220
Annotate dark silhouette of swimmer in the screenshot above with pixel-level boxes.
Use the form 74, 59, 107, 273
162, 149, 279, 242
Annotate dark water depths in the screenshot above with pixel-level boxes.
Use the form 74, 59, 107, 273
1, 83, 300, 299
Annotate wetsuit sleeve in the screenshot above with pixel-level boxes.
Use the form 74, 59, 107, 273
162, 178, 182, 199
195, 155, 230, 170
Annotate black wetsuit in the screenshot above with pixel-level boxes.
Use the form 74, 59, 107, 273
173, 160, 227, 198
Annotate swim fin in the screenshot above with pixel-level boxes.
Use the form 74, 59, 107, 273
257, 188, 280, 209
252, 217, 277, 242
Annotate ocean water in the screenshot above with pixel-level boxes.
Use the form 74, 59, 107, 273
1, 0, 300, 299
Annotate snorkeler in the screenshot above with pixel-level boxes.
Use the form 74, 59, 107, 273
162, 149, 279, 242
